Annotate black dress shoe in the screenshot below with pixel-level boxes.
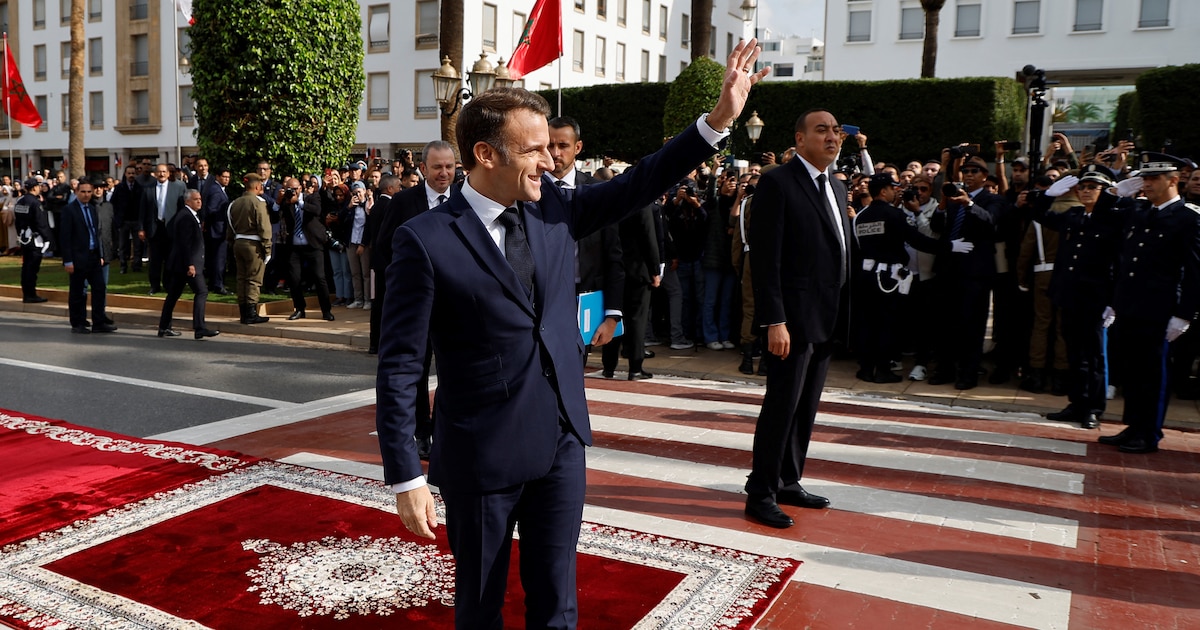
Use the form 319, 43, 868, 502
1080, 414, 1100, 430
215, 288, 231, 296
1046, 407, 1082, 422
287, 310, 306, 320
744, 499, 794, 529
954, 378, 977, 390
194, 329, 220, 339
416, 435, 433, 460
70, 326, 91, 334
367, 346, 378, 355
777, 486, 831, 509
1118, 437, 1159, 454
601, 369, 615, 379
643, 349, 655, 359
628, 370, 653, 381
855, 369, 875, 382
22, 296, 48, 303
102, 315, 114, 325
1098, 427, 1134, 446
322, 311, 335, 321
873, 371, 902, 384
157, 328, 181, 337
91, 323, 118, 333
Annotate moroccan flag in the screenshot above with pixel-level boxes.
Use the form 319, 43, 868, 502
2, 38, 43, 129
508, 0, 561, 80
176, 0, 195, 25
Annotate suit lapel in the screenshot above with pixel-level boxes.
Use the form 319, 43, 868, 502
449, 197, 536, 317
522, 200, 550, 308
789, 160, 841, 244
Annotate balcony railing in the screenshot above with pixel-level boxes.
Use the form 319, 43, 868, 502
130, 61, 149, 76
131, 116, 149, 125
369, 107, 389, 116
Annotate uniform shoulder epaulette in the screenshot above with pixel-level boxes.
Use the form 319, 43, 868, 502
1185, 202, 1200, 214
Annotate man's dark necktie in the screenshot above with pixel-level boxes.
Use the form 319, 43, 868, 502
437, 194, 447, 206
950, 204, 967, 239
816, 174, 846, 285
556, 179, 574, 202
82, 203, 97, 251
498, 207, 535, 296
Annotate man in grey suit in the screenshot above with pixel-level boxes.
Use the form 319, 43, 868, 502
139, 163, 186, 294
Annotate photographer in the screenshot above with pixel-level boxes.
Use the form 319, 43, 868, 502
280, 176, 335, 321
1043, 132, 1079, 171
900, 175, 941, 380
665, 176, 707, 346
700, 172, 739, 351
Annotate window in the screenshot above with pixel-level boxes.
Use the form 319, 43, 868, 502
1073, 0, 1102, 31
482, 4, 497, 51
89, 38, 102, 75
847, 2, 872, 42
617, 0, 627, 26
572, 30, 584, 72
59, 0, 70, 25
131, 90, 149, 125
416, 0, 438, 48
0, 2, 8, 35
415, 69, 437, 119
681, 14, 690, 46
575, 0, 585, 11
34, 0, 47, 28
615, 42, 625, 80
805, 55, 824, 72
1139, 0, 1169, 28
61, 42, 71, 79
1012, 0, 1040, 34
368, 5, 390, 51
595, 36, 606, 76
178, 28, 191, 63
726, 32, 733, 58
659, 5, 668, 38
658, 54, 666, 82
597, 0, 606, 19
368, 72, 389, 119
762, 41, 780, 51
900, 5, 924, 40
89, 91, 103, 128
130, 0, 147, 20
131, 35, 149, 76
774, 63, 794, 77
641, 0, 651, 34
513, 12, 527, 49
34, 45, 47, 80
179, 87, 193, 124
640, 49, 650, 81
88, 0, 101, 20
35, 95, 47, 130
955, 1, 981, 36
709, 25, 716, 56
61, 94, 68, 130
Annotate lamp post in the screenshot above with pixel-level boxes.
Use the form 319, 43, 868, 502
433, 53, 505, 150
745, 110, 764, 146
740, 0, 758, 41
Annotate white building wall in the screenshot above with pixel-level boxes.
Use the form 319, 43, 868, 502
823, 0, 1200, 82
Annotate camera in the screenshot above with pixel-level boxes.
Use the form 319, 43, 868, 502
942, 182, 966, 198
744, 183, 756, 196
836, 153, 861, 175
1001, 140, 1022, 151
327, 237, 346, 252
901, 187, 919, 203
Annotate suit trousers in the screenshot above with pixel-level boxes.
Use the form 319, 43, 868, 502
203, 235, 228, 291
67, 252, 106, 328
146, 221, 171, 292
232, 239, 266, 305
602, 280, 651, 373
370, 269, 386, 349
1061, 304, 1107, 415
746, 340, 833, 499
158, 271, 208, 331
854, 271, 900, 374
288, 246, 332, 313
441, 427, 585, 630
118, 220, 144, 269
20, 245, 43, 298
1114, 317, 1170, 444
937, 275, 991, 380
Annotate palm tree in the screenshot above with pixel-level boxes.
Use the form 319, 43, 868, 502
1068, 102, 1102, 123
439, 0, 464, 150
919, 0, 946, 78
68, 0, 85, 179
690, 0, 714, 61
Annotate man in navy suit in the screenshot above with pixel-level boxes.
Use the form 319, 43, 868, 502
60, 179, 116, 334
376, 41, 769, 629
158, 190, 219, 339
139, 163, 187, 294
202, 168, 232, 294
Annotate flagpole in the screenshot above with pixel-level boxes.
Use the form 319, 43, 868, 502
4, 33, 14, 183
171, 0, 181, 167
556, 55, 562, 117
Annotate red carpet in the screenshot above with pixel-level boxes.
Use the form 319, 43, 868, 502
0, 410, 798, 629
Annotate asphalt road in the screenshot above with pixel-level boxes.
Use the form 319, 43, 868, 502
0, 312, 377, 437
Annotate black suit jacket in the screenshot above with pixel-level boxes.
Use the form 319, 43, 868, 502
202, 182, 230, 240
109, 179, 142, 223
618, 204, 659, 286
372, 184, 437, 271
567, 171, 625, 312
931, 189, 1003, 279
59, 199, 105, 270
166, 209, 205, 272
139, 180, 186, 238
749, 157, 851, 345
281, 194, 328, 251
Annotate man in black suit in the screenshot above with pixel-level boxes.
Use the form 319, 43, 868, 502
371, 140, 457, 457
746, 109, 851, 528
281, 177, 335, 321
110, 166, 143, 273
139, 164, 186, 294
202, 168, 232, 295
60, 179, 116, 334
158, 190, 218, 339
603, 203, 660, 379
546, 115, 626, 361
186, 157, 213, 195
377, 42, 768, 628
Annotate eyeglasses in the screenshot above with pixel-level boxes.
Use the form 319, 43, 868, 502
960, 168, 984, 175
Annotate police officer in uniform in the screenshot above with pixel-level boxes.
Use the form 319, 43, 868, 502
13, 178, 52, 303
225, 174, 272, 325
1100, 153, 1200, 453
1030, 166, 1125, 429
852, 173, 972, 382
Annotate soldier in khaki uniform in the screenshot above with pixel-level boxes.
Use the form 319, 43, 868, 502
225, 173, 272, 324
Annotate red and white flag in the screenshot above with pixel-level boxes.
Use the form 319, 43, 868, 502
508, 0, 562, 80
176, 0, 194, 25
2, 36, 44, 129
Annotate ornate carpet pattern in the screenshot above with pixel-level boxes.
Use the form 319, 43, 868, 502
0, 413, 798, 629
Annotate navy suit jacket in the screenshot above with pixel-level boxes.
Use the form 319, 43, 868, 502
166, 210, 205, 272
376, 123, 716, 493
203, 182, 230, 240
140, 180, 187, 238
60, 199, 105, 269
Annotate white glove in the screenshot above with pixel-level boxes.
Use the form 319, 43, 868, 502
1018, 285, 1030, 292
264, 255, 272, 266
1045, 175, 1078, 197
951, 238, 974, 254
1102, 306, 1116, 329
40, 241, 51, 254
1115, 177, 1143, 198
1167, 316, 1190, 342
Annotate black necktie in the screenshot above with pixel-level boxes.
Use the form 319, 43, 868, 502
498, 207, 535, 296
556, 179, 574, 202
437, 194, 446, 206
816, 174, 846, 285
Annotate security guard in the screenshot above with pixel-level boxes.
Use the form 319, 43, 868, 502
1031, 166, 1127, 429
1101, 153, 1200, 453
852, 173, 972, 382
13, 178, 52, 303
225, 173, 272, 325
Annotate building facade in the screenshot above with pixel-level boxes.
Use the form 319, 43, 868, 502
822, 0, 1200, 85
2, 0, 746, 178
755, 28, 822, 82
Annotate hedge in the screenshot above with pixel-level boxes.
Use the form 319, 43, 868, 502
1134, 64, 1200, 158
546, 76, 1025, 167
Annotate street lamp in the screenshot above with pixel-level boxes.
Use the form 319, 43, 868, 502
467, 52, 497, 95
740, 0, 758, 40
745, 111, 764, 145
494, 57, 515, 90
432, 56, 467, 117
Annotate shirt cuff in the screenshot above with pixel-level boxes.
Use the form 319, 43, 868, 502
697, 114, 732, 147
391, 476, 427, 494
604, 309, 623, 318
